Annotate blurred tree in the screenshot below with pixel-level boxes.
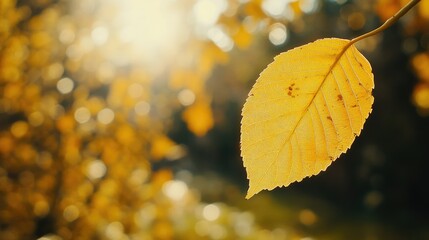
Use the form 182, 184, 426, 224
1, 0, 429, 239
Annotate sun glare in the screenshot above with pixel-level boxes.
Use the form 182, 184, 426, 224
115, 1, 187, 62
71, 0, 188, 74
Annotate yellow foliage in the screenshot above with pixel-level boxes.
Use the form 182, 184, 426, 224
151, 169, 173, 188
244, 1, 266, 21
108, 80, 130, 108
30, 31, 52, 48
102, 140, 120, 164
0, 134, 14, 155
376, 0, 407, 21
62, 135, 82, 164
418, 0, 429, 20
412, 83, 429, 113
199, 43, 229, 78
241, 38, 374, 198
150, 135, 176, 160
169, 68, 204, 94
56, 115, 76, 134
115, 124, 136, 146
290, 1, 302, 18
3, 83, 22, 99
412, 53, 429, 83
153, 220, 174, 239
182, 100, 214, 137
233, 25, 253, 49
10, 121, 29, 138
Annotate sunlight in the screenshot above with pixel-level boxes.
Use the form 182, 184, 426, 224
70, 0, 188, 74
114, 0, 187, 64
193, 0, 228, 26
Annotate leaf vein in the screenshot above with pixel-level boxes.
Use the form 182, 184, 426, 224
313, 99, 331, 159
309, 106, 320, 171
339, 60, 364, 121
320, 86, 340, 140
294, 132, 304, 179
285, 142, 293, 184
331, 69, 354, 133
347, 49, 371, 93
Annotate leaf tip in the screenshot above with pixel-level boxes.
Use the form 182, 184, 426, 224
245, 182, 263, 199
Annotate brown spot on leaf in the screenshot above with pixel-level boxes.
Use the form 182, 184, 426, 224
351, 104, 357, 108
337, 94, 343, 101
327, 116, 332, 121
286, 83, 299, 97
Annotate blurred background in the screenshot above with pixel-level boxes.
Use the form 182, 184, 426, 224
1, 0, 429, 239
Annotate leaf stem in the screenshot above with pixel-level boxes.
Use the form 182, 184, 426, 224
350, 0, 421, 44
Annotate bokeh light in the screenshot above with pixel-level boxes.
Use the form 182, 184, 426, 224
162, 180, 188, 201
86, 159, 107, 180
208, 26, 235, 52
193, 0, 227, 26
63, 205, 80, 222
74, 107, 91, 124
56, 77, 74, 94
202, 204, 221, 221
178, 89, 196, 106
269, 23, 288, 45
96, 108, 115, 125
134, 101, 151, 116
262, 0, 288, 18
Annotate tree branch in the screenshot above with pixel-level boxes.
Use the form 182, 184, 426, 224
351, 0, 421, 44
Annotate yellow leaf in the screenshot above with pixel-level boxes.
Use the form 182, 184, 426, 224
56, 115, 76, 134
412, 83, 429, 113
418, 0, 429, 20
241, 38, 374, 199
375, 0, 403, 22
244, 1, 266, 21
182, 100, 214, 136
150, 135, 176, 160
233, 25, 252, 50
0, 135, 14, 155
152, 169, 173, 187
115, 124, 135, 146
412, 53, 429, 82
290, 1, 302, 18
